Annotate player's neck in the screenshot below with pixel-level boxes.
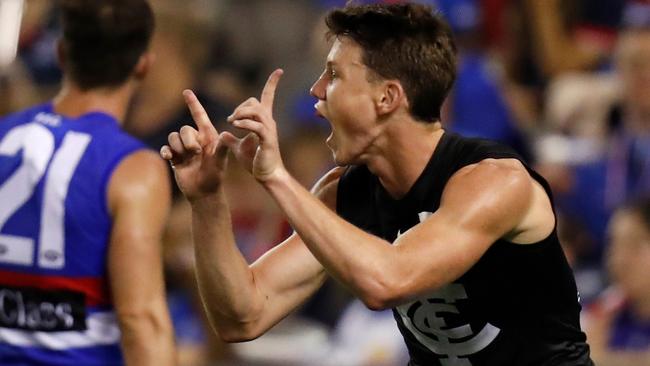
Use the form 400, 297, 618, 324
52, 79, 135, 124
368, 118, 444, 199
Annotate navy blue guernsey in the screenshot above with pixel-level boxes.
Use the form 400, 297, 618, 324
336, 132, 593, 366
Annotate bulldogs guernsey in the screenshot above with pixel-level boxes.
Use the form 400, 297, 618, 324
337, 132, 593, 366
0, 103, 146, 365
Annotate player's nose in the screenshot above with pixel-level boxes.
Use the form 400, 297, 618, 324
309, 73, 326, 100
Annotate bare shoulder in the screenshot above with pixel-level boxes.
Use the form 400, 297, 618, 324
453, 158, 529, 182
310, 166, 346, 210
108, 149, 171, 214
447, 158, 554, 243
111, 149, 169, 183
447, 158, 533, 202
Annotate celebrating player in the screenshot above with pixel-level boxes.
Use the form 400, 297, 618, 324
162, 3, 593, 365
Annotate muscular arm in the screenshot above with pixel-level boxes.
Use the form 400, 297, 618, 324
264, 159, 551, 310
190, 167, 342, 342
107, 150, 176, 366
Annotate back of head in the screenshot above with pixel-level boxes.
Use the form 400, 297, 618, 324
59, 0, 154, 90
324, 2, 457, 123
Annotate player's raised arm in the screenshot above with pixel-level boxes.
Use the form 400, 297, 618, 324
162, 91, 337, 342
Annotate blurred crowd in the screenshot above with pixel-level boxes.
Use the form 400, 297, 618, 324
2, 0, 650, 365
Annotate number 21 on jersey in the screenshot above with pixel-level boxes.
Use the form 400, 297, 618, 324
0, 123, 91, 269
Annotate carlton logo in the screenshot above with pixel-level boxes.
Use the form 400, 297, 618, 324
394, 212, 500, 365
395, 283, 500, 366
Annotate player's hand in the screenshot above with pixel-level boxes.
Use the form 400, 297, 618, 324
224, 69, 287, 184
160, 90, 229, 202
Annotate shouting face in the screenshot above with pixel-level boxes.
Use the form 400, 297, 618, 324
310, 37, 384, 166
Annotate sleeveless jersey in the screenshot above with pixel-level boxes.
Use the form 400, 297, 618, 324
336, 132, 593, 366
0, 103, 146, 365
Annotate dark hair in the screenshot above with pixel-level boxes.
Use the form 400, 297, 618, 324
59, 0, 154, 90
325, 2, 457, 122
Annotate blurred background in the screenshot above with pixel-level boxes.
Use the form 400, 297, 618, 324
1, 0, 650, 365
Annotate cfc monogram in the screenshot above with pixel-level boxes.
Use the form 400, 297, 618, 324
395, 212, 500, 366
396, 284, 500, 366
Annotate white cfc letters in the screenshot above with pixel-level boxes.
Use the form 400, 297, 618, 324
395, 212, 500, 366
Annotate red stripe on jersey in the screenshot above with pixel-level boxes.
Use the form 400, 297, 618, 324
0, 269, 110, 307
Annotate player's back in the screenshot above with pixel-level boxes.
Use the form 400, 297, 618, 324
0, 103, 145, 365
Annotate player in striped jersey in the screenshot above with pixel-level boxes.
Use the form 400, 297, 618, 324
0, 1, 176, 365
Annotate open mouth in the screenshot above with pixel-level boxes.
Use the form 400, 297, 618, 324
314, 103, 326, 119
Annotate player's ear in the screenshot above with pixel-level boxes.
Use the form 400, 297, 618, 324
133, 51, 155, 80
376, 80, 406, 117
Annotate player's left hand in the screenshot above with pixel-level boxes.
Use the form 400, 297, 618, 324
224, 69, 287, 184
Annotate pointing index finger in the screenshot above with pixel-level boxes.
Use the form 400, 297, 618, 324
260, 69, 284, 111
183, 89, 216, 134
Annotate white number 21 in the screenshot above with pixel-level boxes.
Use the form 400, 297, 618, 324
0, 123, 91, 269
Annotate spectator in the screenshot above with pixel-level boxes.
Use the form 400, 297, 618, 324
584, 199, 650, 365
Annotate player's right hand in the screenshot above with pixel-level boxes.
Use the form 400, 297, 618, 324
160, 90, 229, 202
